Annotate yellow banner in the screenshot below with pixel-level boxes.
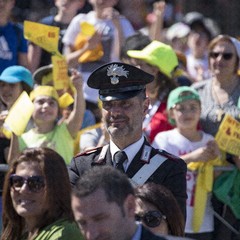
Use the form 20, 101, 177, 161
24, 20, 60, 55
4, 92, 34, 136
51, 55, 70, 90
215, 114, 240, 156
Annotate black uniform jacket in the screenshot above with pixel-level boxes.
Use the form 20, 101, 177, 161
68, 138, 187, 217
141, 225, 167, 240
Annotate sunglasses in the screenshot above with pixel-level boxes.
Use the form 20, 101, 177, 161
209, 52, 234, 60
9, 174, 45, 193
135, 210, 166, 228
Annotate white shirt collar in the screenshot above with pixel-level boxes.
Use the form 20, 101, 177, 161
132, 223, 142, 240
110, 135, 144, 169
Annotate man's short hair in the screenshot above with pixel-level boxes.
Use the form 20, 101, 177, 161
72, 166, 134, 207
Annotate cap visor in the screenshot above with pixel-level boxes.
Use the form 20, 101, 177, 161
127, 50, 148, 61
0, 76, 21, 84
33, 65, 52, 85
100, 90, 142, 101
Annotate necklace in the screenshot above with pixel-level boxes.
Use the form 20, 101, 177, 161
212, 87, 225, 122
212, 79, 239, 122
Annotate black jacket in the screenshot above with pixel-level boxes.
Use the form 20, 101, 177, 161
140, 225, 167, 239
68, 139, 187, 217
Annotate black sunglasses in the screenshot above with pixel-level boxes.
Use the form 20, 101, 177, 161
135, 210, 166, 228
209, 52, 234, 60
9, 174, 45, 193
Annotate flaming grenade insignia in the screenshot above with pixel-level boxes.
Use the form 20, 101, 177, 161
107, 64, 129, 84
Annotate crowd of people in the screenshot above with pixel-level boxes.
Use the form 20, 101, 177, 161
0, 0, 240, 240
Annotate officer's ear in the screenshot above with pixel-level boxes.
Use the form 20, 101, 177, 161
143, 97, 150, 117
123, 194, 136, 219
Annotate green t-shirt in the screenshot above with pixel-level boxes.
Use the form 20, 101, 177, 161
22, 218, 83, 240
19, 123, 74, 165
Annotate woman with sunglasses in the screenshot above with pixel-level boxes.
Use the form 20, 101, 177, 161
192, 35, 240, 240
134, 182, 185, 237
192, 34, 240, 138
1, 147, 83, 240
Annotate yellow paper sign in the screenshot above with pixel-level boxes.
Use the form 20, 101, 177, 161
215, 114, 240, 156
4, 92, 34, 136
81, 22, 96, 36
74, 22, 104, 63
58, 92, 74, 109
51, 55, 70, 90
24, 20, 60, 55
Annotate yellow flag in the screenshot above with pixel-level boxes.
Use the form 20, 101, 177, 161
188, 156, 228, 232
81, 22, 96, 36
74, 22, 104, 63
215, 114, 240, 156
4, 92, 34, 136
58, 92, 74, 109
51, 55, 70, 90
24, 20, 60, 55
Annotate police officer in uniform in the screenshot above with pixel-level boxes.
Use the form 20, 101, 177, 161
68, 62, 187, 217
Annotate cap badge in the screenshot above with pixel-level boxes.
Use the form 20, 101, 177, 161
107, 64, 129, 85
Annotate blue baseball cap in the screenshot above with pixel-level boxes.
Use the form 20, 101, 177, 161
0, 66, 34, 88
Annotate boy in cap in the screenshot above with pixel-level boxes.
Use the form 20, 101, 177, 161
126, 40, 191, 143
152, 86, 220, 240
68, 62, 187, 218
8, 69, 85, 165
0, 65, 33, 163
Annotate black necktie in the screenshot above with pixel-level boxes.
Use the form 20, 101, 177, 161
114, 151, 127, 173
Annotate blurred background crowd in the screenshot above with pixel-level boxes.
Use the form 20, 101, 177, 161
0, 0, 240, 239
11, 0, 240, 37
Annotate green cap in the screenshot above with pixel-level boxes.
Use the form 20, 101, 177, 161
127, 40, 178, 78
167, 86, 200, 110
167, 86, 200, 125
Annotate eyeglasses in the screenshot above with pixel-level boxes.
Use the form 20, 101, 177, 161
9, 174, 45, 193
209, 52, 234, 60
135, 210, 166, 228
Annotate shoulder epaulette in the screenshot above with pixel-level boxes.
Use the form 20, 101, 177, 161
158, 149, 181, 162
74, 146, 102, 158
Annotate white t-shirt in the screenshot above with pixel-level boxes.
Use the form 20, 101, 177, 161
63, 11, 135, 103
185, 51, 210, 81
152, 128, 215, 233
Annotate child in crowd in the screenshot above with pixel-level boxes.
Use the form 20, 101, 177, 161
28, 0, 86, 73
152, 86, 220, 240
62, 0, 135, 120
8, 69, 85, 165
0, 65, 33, 164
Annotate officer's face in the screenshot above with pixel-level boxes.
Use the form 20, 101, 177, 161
101, 95, 149, 146
71, 188, 135, 240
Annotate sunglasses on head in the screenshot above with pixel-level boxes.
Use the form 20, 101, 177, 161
9, 174, 45, 193
209, 52, 234, 60
135, 210, 166, 228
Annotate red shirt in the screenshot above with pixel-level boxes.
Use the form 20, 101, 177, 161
143, 102, 173, 143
